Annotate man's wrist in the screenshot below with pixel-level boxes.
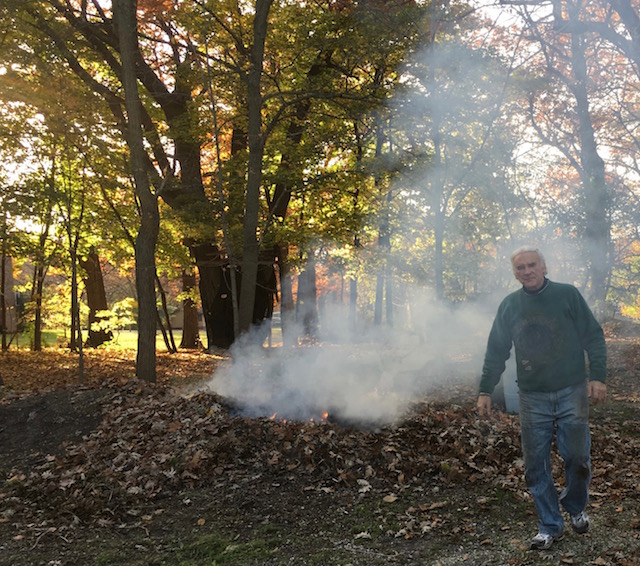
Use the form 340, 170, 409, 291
478, 392, 491, 398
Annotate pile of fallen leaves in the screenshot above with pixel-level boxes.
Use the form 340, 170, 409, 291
2, 373, 639, 542
2, 335, 640, 560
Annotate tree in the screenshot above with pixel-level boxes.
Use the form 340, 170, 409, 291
114, 0, 160, 381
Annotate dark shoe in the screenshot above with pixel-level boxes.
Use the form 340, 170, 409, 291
570, 511, 590, 534
530, 531, 563, 550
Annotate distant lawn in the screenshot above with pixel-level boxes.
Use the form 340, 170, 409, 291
8, 329, 202, 351
6, 322, 282, 351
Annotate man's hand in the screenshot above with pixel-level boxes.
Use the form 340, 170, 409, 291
588, 380, 607, 404
477, 394, 492, 417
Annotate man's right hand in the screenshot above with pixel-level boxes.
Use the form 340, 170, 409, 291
477, 394, 492, 417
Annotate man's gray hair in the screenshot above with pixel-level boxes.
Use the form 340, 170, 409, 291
510, 245, 546, 267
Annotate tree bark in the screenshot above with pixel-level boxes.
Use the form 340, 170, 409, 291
277, 243, 295, 347
296, 250, 318, 339
349, 277, 358, 334
180, 269, 200, 349
237, 0, 273, 334
31, 207, 52, 352
115, 0, 160, 381
1, 218, 6, 351
569, 12, 610, 309
79, 247, 112, 347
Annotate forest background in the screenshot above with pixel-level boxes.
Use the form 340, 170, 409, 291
2, 0, 640, 382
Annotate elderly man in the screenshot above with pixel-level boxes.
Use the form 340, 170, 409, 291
477, 246, 607, 550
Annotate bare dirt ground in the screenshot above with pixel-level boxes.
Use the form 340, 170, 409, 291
1, 326, 640, 566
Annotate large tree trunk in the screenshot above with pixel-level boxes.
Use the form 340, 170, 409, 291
79, 247, 112, 347
115, 0, 160, 382
193, 244, 234, 349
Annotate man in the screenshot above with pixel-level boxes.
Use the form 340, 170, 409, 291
477, 246, 607, 550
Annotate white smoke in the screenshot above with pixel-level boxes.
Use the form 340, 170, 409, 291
207, 290, 506, 427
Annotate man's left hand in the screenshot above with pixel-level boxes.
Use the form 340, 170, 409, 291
588, 380, 607, 404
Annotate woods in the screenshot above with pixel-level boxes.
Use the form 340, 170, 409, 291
3, 0, 640, 372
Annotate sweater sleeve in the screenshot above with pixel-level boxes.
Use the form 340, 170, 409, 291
479, 302, 513, 395
571, 289, 607, 382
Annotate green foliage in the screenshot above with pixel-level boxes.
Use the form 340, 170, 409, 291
8, 0, 636, 334
92, 299, 137, 334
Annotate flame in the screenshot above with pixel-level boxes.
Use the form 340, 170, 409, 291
269, 410, 328, 424
309, 411, 330, 423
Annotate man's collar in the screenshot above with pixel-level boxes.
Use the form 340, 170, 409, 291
523, 277, 549, 295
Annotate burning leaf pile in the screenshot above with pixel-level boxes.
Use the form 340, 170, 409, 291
2, 375, 639, 545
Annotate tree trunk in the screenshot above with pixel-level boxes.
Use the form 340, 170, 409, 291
385, 259, 393, 328
374, 275, 384, 325
569, 16, 610, 309
349, 277, 358, 334
237, 0, 273, 334
70, 245, 84, 382
191, 244, 233, 349
31, 202, 52, 352
31, 262, 45, 352
79, 247, 113, 347
277, 243, 295, 347
296, 251, 318, 339
374, 129, 391, 325
156, 273, 177, 353
432, 125, 446, 301
115, 0, 160, 382
180, 269, 200, 349
1, 227, 6, 351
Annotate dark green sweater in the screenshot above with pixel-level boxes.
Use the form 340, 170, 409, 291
479, 280, 607, 394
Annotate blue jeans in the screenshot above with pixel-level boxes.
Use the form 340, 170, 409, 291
519, 382, 591, 537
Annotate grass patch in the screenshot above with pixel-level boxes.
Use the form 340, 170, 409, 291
7, 329, 201, 352
176, 528, 283, 565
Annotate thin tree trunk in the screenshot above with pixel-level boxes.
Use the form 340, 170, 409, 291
31, 204, 52, 351
156, 273, 177, 353
374, 129, 389, 325
115, 0, 160, 382
374, 276, 383, 326
70, 245, 84, 382
349, 278, 357, 334
238, 0, 273, 334
277, 243, 295, 347
1, 218, 6, 351
32, 263, 45, 352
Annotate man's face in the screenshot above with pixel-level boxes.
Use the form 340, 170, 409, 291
512, 251, 547, 291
